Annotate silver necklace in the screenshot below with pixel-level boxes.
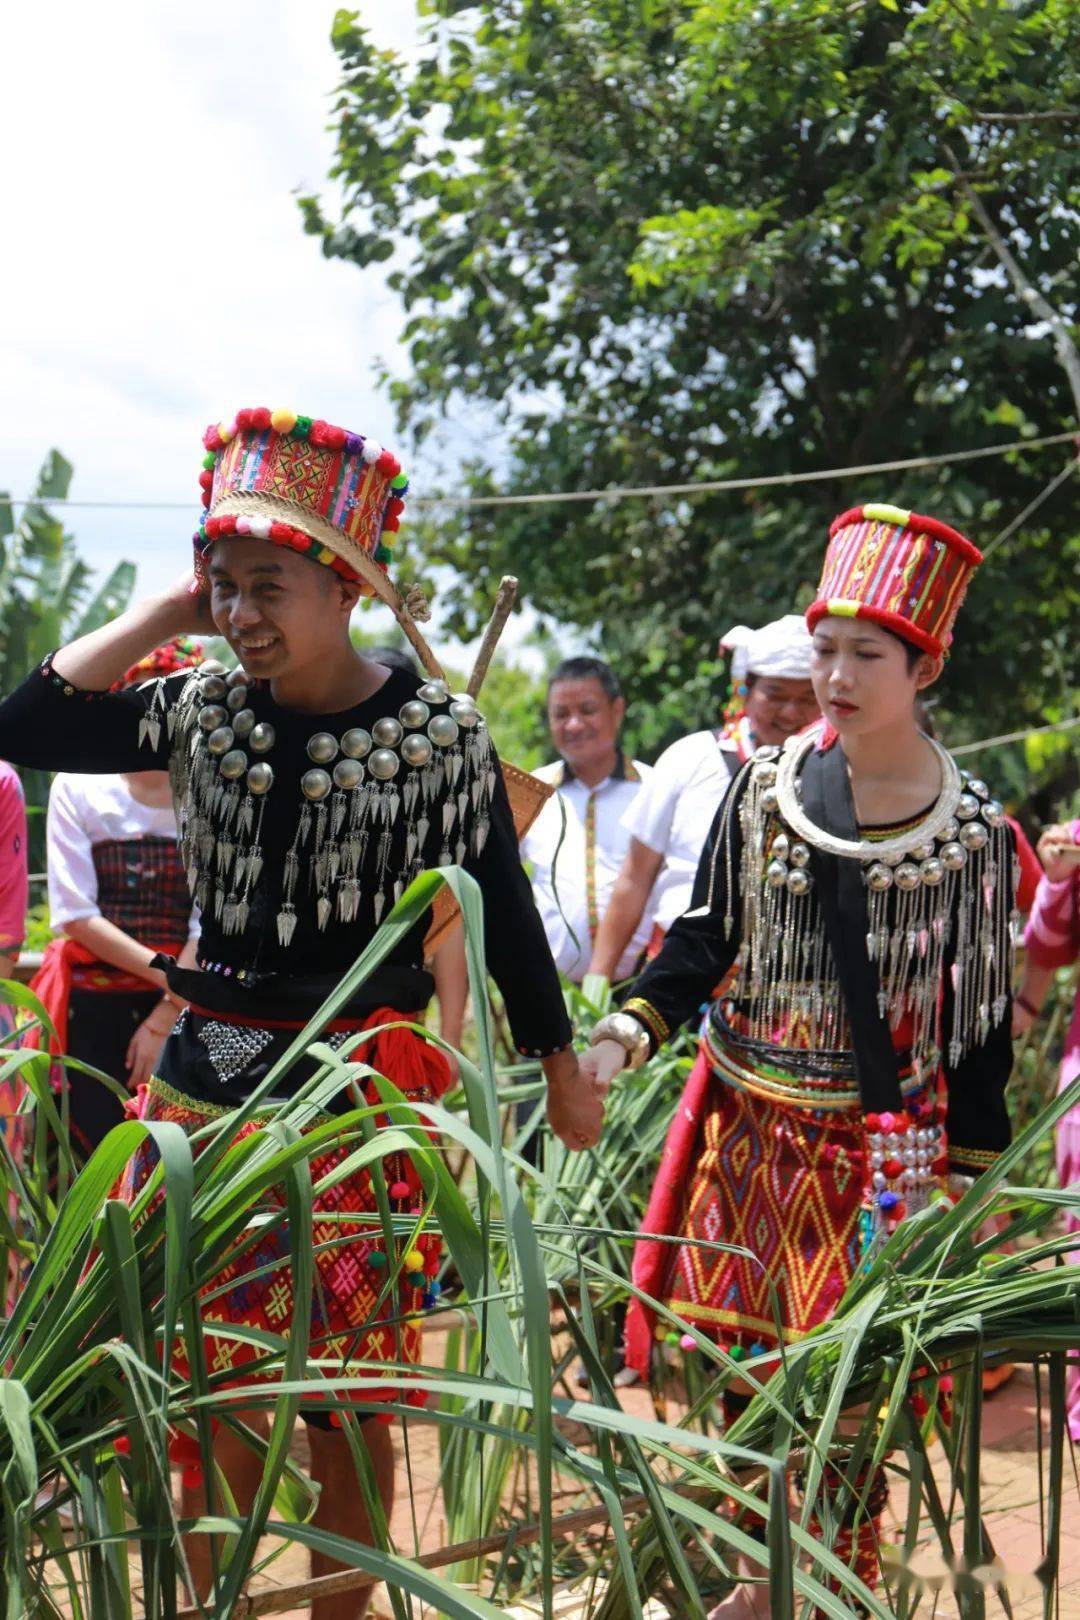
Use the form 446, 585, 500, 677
774, 729, 963, 861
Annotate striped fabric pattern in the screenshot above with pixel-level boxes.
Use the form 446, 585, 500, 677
808, 502, 982, 656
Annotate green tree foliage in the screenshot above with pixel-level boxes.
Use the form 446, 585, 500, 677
303, 0, 1079, 757
0, 455, 135, 863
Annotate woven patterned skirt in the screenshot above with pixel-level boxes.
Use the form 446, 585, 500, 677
116, 1007, 450, 1416
635, 1024, 939, 1358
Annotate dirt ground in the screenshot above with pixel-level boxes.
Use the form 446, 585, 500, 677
177, 1353, 1078, 1620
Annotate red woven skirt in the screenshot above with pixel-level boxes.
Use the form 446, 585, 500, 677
116, 1009, 450, 1413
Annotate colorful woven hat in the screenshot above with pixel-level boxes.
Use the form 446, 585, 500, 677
113, 637, 204, 692
806, 503, 982, 657
193, 407, 409, 604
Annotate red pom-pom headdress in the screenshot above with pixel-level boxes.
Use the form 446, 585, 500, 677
193, 408, 409, 606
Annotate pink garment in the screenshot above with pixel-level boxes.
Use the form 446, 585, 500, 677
1024, 820, 1080, 1438
0, 763, 28, 957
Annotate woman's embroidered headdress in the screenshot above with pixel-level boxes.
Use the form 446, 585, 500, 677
807, 503, 982, 657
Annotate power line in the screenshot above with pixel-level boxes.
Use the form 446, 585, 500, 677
981, 457, 1079, 560
1, 429, 1076, 514
951, 714, 1080, 757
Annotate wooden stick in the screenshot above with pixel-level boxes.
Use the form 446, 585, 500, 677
176, 1482, 727, 1618
466, 576, 518, 698
390, 599, 445, 682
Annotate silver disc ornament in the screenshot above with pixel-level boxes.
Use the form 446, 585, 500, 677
220, 750, 248, 781
247, 762, 274, 795
232, 708, 255, 739
226, 685, 249, 712
200, 675, 227, 702
402, 732, 434, 768
417, 679, 449, 703
307, 732, 338, 765
428, 713, 459, 748
372, 716, 404, 749
249, 722, 275, 754
369, 748, 400, 781
959, 820, 989, 852
302, 768, 332, 802
399, 700, 430, 729
227, 666, 248, 688
199, 704, 228, 732
207, 725, 235, 757
341, 728, 372, 760
333, 758, 364, 790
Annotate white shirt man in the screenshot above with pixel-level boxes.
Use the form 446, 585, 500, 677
589, 615, 818, 978
520, 657, 655, 983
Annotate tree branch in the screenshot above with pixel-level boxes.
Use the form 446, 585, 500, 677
944, 144, 1080, 422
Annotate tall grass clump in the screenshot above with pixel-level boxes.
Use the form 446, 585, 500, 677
0, 869, 1074, 1618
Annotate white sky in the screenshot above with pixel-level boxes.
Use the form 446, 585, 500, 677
0, 2, 573, 674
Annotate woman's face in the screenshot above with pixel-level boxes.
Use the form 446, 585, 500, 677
810, 617, 940, 737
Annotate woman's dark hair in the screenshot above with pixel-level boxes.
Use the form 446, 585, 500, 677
879, 626, 927, 672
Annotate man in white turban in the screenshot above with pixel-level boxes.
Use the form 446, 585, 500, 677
588, 614, 818, 982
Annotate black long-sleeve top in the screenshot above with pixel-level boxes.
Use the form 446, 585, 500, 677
0, 657, 571, 1055
623, 753, 1015, 1174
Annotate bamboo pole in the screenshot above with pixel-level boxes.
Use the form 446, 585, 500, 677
175, 1483, 725, 1618
466, 576, 518, 698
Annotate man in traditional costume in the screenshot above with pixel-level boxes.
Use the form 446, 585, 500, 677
587, 616, 817, 980
582, 503, 1016, 1612
0, 406, 595, 1616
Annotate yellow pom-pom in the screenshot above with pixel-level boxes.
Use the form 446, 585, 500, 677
218, 422, 234, 444
654, 1324, 668, 1342
271, 409, 297, 434
404, 1249, 425, 1272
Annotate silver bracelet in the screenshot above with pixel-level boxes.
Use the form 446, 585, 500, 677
590, 1012, 651, 1071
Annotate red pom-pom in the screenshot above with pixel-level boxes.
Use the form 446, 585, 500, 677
910, 1390, 930, 1419
884, 1157, 903, 1178
932, 1153, 949, 1175
388, 497, 405, 517
390, 1179, 410, 1199
406, 1389, 429, 1409
198, 469, 213, 491
376, 1411, 395, 1427
219, 514, 238, 535
895, 1111, 910, 1131
309, 419, 332, 446
424, 1253, 441, 1278
113, 1435, 132, 1456
204, 517, 221, 538
324, 424, 347, 450
236, 408, 253, 431
383, 515, 401, 533
865, 1114, 881, 1131
891, 1201, 907, 1221
269, 521, 292, 540
202, 424, 223, 452
328, 1410, 343, 1430
181, 1465, 204, 1491
200, 487, 212, 508
377, 450, 398, 476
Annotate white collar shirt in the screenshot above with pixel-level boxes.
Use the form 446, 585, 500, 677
520, 756, 655, 982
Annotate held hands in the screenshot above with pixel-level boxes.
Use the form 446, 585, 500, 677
578, 1038, 628, 1099
542, 1047, 607, 1152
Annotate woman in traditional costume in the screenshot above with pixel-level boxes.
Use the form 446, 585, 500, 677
582, 502, 1016, 1609
0, 406, 593, 1615
29, 640, 203, 1156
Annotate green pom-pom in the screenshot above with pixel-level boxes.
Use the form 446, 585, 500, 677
375, 543, 393, 564
665, 1330, 680, 1347
369, 1251, 387, 1269
294, 414, 313, 439
391, 472, 409, 490
202, 452, 216, 471
729, 1344, 747, 1362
